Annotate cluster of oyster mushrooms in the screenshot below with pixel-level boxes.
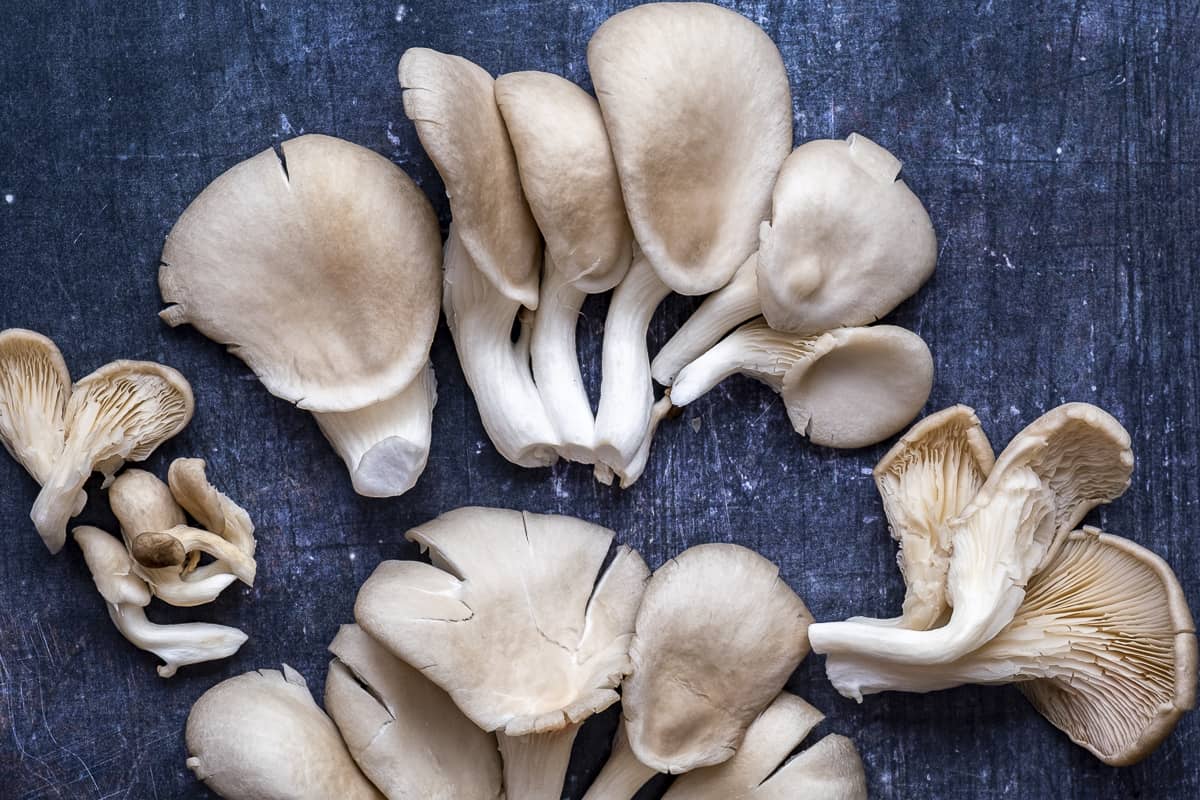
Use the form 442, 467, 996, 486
0, 328, 258, 676
185, 507, 868, 800
157, 2, 936, 498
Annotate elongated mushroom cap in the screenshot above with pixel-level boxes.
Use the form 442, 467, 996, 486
160, 133, 441, 413
0, 328, 70, 485
75, 525, 152, 608
354, 507, 650, 736
588, 2, 792, 295
399, 49, 540, 308
495, 70, 633, 293
623, 543, 813, 773
186, 665, 383, 800
168, 457, 256, 558
325, 624, 504, 800
757, 134, 937, 334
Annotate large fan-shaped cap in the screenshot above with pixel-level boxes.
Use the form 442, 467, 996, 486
0, 328, 70, 484
588, 2, 792, 295
160, 133, 441, 413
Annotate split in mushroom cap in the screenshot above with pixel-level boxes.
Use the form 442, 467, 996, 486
186, 665, 383, 799
354, 506, 649, 800
821, 528, 1197, 766
588, 2, 792, 295
757, 134, 937, 335
0, 328, 70, 485
660, 693, 867, 800
324, 624, 503, 800
400, 48, 540, 308
160, 133, 442, 414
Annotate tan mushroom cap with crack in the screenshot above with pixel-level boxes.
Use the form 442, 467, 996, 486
588, 2, 792, 295
160, 133, 441, 413
623, 543, 813, 774
0, 328, 70, 485
495, 70, 633, 294
399, 48, 541, 308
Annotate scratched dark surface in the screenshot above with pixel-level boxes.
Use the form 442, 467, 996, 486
1, 0, 1198, 797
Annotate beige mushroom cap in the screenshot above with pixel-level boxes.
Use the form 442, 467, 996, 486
495, 70, 633, 294
168, 457, 256, 558
623, 543, 813, 774
588, 2, 792, 295
186, 665, 383, 800
399, 48, 541, 308
74, 525, 152, 608
160, 133, 441, 413
757, 134, 938, 334
0, 328, 70, 485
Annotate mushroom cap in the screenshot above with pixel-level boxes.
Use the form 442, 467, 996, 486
757, 134, 938, 334
160, 133, 441, 413
588, 2, 792, 295
1013, 528, 1197, 766
354, 507, 650, 736
185, 665, 383, 800
781, 325, 934, 448
495, 70, 633, 294
399, 49, 540, 308
623, 543, 813, 774
110, 468, 186, 539
74, 525, 152, 608
325, 624, 504, 800
168, 457, 256, 558
0, 328, 70, 484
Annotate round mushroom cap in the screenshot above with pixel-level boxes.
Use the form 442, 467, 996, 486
588, 2, 792, 295
624, 543, 813, 774
781, 325, 934, 448
399, 48, 541, 308
496, 70, 633, 294
757, 134, 937, 334
0, 328, 70, 484
160, 133, 442, 413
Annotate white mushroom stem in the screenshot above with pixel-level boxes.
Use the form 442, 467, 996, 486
605, 395, 672, 489
593, 253, 672, 475
137, 525, 257, 586
581, 726, 658, 800
313, 362, 437, 497
651, 253, 762, 386
531, 254, 595, 463
497, 725, 582, 800
444, 226, 560, 468
669, 319, 817, 407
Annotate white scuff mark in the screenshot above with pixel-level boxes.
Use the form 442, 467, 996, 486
385, 121, 403, 147
834, 40, 842, 51
1055, 146, 1063, 155
1002, 253, 1015, 270
348, 551, 356, 561
1009, 405, 1021, 416
394, 4, 408, 22
3, 194, 13, 204
279, 112, 295, 134
859, 466, 873, 476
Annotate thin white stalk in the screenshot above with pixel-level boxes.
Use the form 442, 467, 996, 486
313, 363, 437, 497
669, 319, 817, 407
610, 396, 673, 488
581, 725, 658, 800
497, 725, 581, 800
108, 604, 248, 678
593, 254, 671, 476
444, 225, 560, 468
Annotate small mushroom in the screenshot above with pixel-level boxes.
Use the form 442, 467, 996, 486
584, 543, 813, 799
167, 456, 256, 564
0, 328, 71, 486
668, 320, 934, 448
324, 624, 503, 799
185, 665, 383, 799
132, 525, 256, 586
354, 507, 650, 800
74, 525, 246, 677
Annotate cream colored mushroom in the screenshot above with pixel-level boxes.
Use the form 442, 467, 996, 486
0, 328, 70, 486
160, 133, 442, 497
167, 456, 256, 564
74, 525, 246, 677
324, 624, 503, 799
584, 543, 813, 799
354, 507, 649, 800
132, 526, 256, 586
186, 665, 383, 799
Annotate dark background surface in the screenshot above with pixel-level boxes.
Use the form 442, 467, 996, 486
1, 0, 1198, 797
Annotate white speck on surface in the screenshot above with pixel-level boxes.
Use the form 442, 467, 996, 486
385, 121, 403, 147
394, 4, 407, 22
1056, 146, 1063, 155
279, 112, 295, 134
348, 552, 356, 561
3, 194, 13, 204
1002, 253, 1015, 269
1009, 405, 1021, 416
860, 466, 873, 476
834, 40, 842, 51
1091, 385, 1097, 392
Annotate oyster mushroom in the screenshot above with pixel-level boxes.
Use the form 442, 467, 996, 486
354, 507, 650, 800
167, 456, 256, 566
132, 525, 256, 586
0, 328, 70, 486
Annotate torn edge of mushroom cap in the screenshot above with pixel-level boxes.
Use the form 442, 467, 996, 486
780, 325, 934, 449
313, 362, 437, 497
1016, 527, 1197, 766
167, 456, 256, 558
0, 328, 71, 486
30, 360, 194, 554
587, 2, 792, 295
161, 134, 442, 413
355, 507, 649, 737
495, 70, 633, 293
623, 543, 813, 774
399, 48, 540, 308
661, 693, 867, 800
186, 665, 383, 799
325, 624, 504, 800
862, 405, 995, 630
757, 133, 937, 335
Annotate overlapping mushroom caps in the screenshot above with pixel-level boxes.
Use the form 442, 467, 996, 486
810, 403, 1197, 764
159, 133, 442, 497
354, 507, 649, 800
0, 329, 194, 552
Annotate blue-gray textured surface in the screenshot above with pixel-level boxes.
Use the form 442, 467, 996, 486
1, 0, 1197, 797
